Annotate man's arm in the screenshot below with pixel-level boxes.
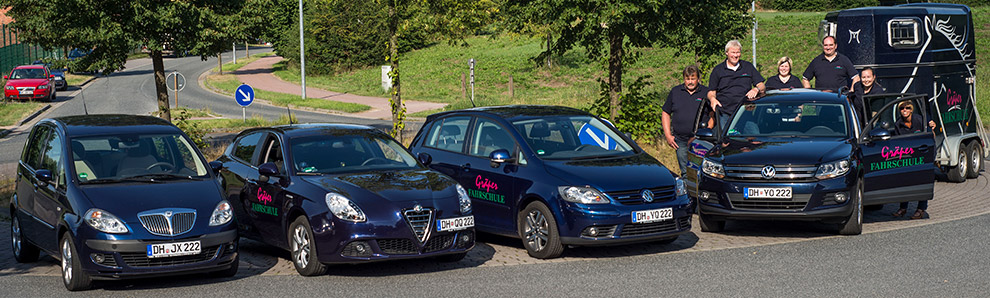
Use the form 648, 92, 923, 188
662, 111, 677, 149
707, 90, 721, 111
802, 61, 815, 89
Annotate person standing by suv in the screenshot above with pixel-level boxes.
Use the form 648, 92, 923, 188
890, 101, 936, 219
663, 65, 710, 175
849, 67, 884, 125
802, 36, 860, 92
708, 40, 765, 129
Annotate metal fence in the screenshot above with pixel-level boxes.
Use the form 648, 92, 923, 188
1, 23, 64, 76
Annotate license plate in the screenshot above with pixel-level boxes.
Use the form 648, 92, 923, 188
436, 216, 474, 232
146, 241, 201, 258
743, 187, 793, 199
19, 90, 32, 95
631, 208, 673, 223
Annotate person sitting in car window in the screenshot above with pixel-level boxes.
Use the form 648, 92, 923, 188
891, 101, 936, 220
765, 57, 803, 91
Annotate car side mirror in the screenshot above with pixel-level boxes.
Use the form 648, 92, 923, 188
209, 161, 224, 174
489, 149, 516, 168
868, 128, 891, 141
2, 75, 7, 80
417, 153, 432, 166
35, 169, 53, 184
258, 162, 280, 183
49, 74, 54, 79
696, 128, 716, 141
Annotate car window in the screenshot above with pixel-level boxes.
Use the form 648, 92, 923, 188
23, 125, 52, 170
232, 132, 264, 164
40, 131, 65, 188
470, 118, 516, 157
260, 135, 284, 172
10, 68, 47, 79
512, 116, 634, 160
424, 116, 470, 152
727, 103, 848, 137
291, 134, 418, 174
869, 98, 928, 137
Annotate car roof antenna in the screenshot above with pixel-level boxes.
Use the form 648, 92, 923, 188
286, 104, 293, 125
81, 86, 88, 115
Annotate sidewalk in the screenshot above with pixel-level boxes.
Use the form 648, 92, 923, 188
234, 56, 446, 120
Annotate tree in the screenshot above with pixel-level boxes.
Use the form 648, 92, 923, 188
1, 0, 245, 122
502, 0, 753, 121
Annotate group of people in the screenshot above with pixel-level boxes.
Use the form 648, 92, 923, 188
660, 36, 931, 219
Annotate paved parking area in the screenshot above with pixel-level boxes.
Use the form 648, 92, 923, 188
2, 173, 987, 277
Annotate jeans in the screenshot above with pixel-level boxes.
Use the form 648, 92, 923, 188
719, 113, 732, 132
900, 200, 929, 210
675, 139, 691, 176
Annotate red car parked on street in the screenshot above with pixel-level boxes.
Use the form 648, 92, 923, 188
4, 65, 56, 101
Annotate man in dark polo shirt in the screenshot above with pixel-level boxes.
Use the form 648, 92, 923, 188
708, 40, 765, 130
663, 65, 710, 175
802, 36, 860, 92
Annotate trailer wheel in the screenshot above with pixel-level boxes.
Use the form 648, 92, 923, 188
947, 146, 968, 183
967, 142, 983, 179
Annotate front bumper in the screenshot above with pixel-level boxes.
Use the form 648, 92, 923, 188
557, 195, 693, 246
310, 213, 475, 264
697, 174, 855, 223
4, 89, 50, 100
81, 229, 239, 279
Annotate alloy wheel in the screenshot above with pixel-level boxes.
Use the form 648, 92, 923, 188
11, 217, 21, 256
524, 210, 549, 251
959, 148, 968, 175
62, 238, 73, 284
291, 225, 310, 268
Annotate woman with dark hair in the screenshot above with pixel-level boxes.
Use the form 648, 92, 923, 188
891, 101, 936, 219
765, 56, 803, 91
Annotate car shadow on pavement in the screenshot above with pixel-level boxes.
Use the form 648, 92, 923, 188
320, 243, 497, 277
475, 231, 700, 261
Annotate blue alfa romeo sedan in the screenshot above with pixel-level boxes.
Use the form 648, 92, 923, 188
409, 105, 692, 259
685, 90, 936, 235
10, 115, 238, 291
216, 124, 474, 276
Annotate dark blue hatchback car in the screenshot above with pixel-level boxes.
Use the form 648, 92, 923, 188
10, 115, 238, 291
409, 105, 693, 259
216, 124, 474, 276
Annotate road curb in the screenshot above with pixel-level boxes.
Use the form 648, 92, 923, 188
18, 104, 51, 126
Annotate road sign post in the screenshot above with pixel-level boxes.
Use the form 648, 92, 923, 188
235, 84, 255, 123
165, 71, 186, 108
469, 58, 475, 107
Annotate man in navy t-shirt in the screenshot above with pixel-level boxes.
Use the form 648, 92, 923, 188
663, 64, 710, 175
802, 36, 860, 92
707, 40, 765, 130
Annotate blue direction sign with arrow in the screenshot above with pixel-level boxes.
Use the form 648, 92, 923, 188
235, 84, 255, 107
577, 123, 617, 150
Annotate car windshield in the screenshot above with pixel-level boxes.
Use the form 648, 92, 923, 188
72, 133, 209, 184
290, 134, 419, 174
511, 116, 635, 160
9, 68, 46, 79
726, 102, 848, 137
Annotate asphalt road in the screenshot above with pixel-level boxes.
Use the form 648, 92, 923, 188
1, 213, 986, 296
0, 47, 393, 175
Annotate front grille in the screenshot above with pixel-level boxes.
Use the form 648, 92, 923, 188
139, 209, 196, 236
619, 216, 689, 237
377, 239, 418, 255
424, 234, 455, 252
728, 193, 811, 211
403, 209, 433, 243
724, 165, 817, 182
607, 186, 677, 205
120, 246, 220, 267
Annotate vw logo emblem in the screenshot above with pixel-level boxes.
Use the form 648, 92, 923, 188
761, 165, 776, 179
413, 205, 423, 212
164, 211, 173, 218
641, 189, 655, 203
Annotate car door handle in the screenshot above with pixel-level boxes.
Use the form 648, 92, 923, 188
460, 163, 471, 172
917, 145, 931, 152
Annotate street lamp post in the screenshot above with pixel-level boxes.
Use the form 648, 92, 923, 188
299, 0, 307, 100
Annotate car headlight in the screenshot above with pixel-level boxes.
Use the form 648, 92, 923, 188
325, 192, 366, 222
54, 76, 63, 80
557, 186, 610, 204
4, 85, 13, 90
702, 159, 725, 179
456, 184, 472, 214
38, 84, 48, 89
209, 200, 233, 226
816, 159, 851, 180
84, 208, 128, 234
675, 178, 687, 197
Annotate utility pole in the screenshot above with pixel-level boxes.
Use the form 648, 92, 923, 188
298, 0, 307, 100
752, 1, 757, 64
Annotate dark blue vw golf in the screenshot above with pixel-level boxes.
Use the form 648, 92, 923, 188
10, 115, 238, 291
216, 124, 474, 276
409, 105, 692, 259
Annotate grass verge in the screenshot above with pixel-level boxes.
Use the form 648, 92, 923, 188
185, 114, 295, 132
0, 102, 46, 126
64, 73, 94, 87
204, 74, 370, 113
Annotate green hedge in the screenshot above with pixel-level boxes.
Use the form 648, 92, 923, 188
760, 0, 987, 11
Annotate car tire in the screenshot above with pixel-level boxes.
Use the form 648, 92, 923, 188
10, 215, 39, 263
698, 213, 725, 232
517, 201, 564, 259
947, 146, 968, 183
966, 142, 983, 179
838, 182, 863, 235
435, 252, 467, 262
213, 252, 239, 278
50, 90, 56, 101
288, 216, 327, 276
61, 232, 92, 291
864, 204, 884, 212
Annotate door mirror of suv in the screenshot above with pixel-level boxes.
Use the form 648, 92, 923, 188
258, 162, 280, 183
417, 153, 432, 166
209, 161, 224, 174
868, 128, 891, 141
489, 149, 516, 168
35, 169, 53, 184
696, 128, 716, 141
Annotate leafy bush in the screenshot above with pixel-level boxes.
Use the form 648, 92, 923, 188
586, 76, 665, 145
759, 0, 878, 11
